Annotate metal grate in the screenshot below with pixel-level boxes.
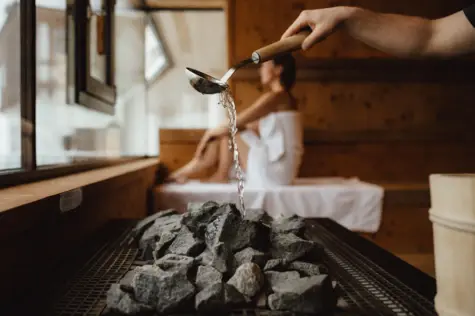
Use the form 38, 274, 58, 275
50, 222, 138, 316
48, 220, 436, 316
307, 222, 437, 316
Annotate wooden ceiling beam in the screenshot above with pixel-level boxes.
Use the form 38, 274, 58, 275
142, 0, 226, 9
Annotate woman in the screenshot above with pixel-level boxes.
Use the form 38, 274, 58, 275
168, 54, 303, 187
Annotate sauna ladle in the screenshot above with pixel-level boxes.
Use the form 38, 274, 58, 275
186, 29, 311, 95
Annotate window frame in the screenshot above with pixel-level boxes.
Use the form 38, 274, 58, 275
72, 0, 117, 115
144, 13, 172, 86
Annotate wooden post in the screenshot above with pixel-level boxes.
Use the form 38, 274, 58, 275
429, 174, 475, 316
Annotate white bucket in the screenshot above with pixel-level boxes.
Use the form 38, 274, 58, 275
429, 174, 475, 316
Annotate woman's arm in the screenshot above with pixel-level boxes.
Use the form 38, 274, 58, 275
234, 92, 281, 131
282, 5, 475, 57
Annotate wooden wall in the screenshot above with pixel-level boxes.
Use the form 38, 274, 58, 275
222, 0, 475, 183
0, 162, 158, 305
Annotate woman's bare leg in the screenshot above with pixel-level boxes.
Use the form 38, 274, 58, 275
168, 140, 220, 183
207, 134, 249, 183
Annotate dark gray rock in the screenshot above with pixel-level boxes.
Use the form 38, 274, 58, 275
196, 242, 232, 274
196, 266, 223, 291
195, 283, 246, 313
131, 265, 162, 307
156, 254, 194, 273
271, 215, 306, 236
119, 270, 138, 287
227, 263, 264, 298
139, 214, 182, 250
271, 233, 319, 263
205, 204, 267, 252
288, 261, 325, 276
264, 271, 301, 292
106, 284, 153, 315
234, 247, 268, 269
181, 201, 220, 234
131, 264, 196, 313
153, 231, 177, 260
243, 208, 266, 222
131, 209, 177, 241
204, 204, 242, 248
263, 259, 286, 271
167, 226, 205, 257
268, 275, 336, 313
210, 242, 232, 274
155, 271, 195, 314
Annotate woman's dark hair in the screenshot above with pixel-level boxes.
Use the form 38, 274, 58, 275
272, 53, 296, 91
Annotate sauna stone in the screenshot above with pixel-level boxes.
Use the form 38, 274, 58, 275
195, 282, 246, 312
195, 265, 223, 291
139, 214, 182, 250
271, 233, 320, 263
233, 247, 268, 269
114, 201, 339, 315
181, 201, 220, 234
271, 215, 306, 236
131, 209, 177, 241
264, 271, 301, 291
153, 231, 177, 259
167, 226, 205, 257
156, 254, 195, 273
227, 262, 264, 298
131, 265, 195, 313
268, 274, 336, 313
197, 242, 232, 274
205, 204, 264, 252
106, 284, 153, 315
288, 261, 325, 276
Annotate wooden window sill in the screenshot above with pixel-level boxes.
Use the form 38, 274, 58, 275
0, 158, 159, 213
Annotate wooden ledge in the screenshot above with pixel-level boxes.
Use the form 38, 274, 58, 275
0, 158, 159, 213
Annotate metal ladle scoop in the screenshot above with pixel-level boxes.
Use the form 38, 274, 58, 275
186, 29, 311, 95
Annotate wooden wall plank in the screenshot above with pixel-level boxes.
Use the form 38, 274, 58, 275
144, 0, 226, 9
233, 81, 475, 131
159, 137, 475, 182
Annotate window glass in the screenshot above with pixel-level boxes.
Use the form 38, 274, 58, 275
145, 19, 168, 82
0, 0, 21, 170
35, 1, 157, 166
147, 10, 227, 129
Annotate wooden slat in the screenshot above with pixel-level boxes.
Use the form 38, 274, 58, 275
233, 58, 475, 83
160, 128, 475, 143
0, 158, 159, 213
143, 0, 226, 9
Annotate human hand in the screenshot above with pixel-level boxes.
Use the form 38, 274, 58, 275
195, 125, 229, 158
281, 7, 354, 50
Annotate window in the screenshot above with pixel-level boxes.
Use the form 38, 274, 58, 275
0, 0, 21, 171
146, 10, 227, 129
0, 0, 159, 186
35, 0, 158, 166
144, 14, 170, 84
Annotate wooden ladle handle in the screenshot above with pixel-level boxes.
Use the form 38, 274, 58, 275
251, 28, 312, 64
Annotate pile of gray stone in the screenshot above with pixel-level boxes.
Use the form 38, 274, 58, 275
105, 201, 338, 315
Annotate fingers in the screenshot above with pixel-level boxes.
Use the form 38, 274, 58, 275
281, 11, 311, 39
302, 26, 328, 50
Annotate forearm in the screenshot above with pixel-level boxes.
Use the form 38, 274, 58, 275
343, 7, 433, 57
342, 7, 475, 57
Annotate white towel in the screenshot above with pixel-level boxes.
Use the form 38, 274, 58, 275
240, 111, 304, 187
